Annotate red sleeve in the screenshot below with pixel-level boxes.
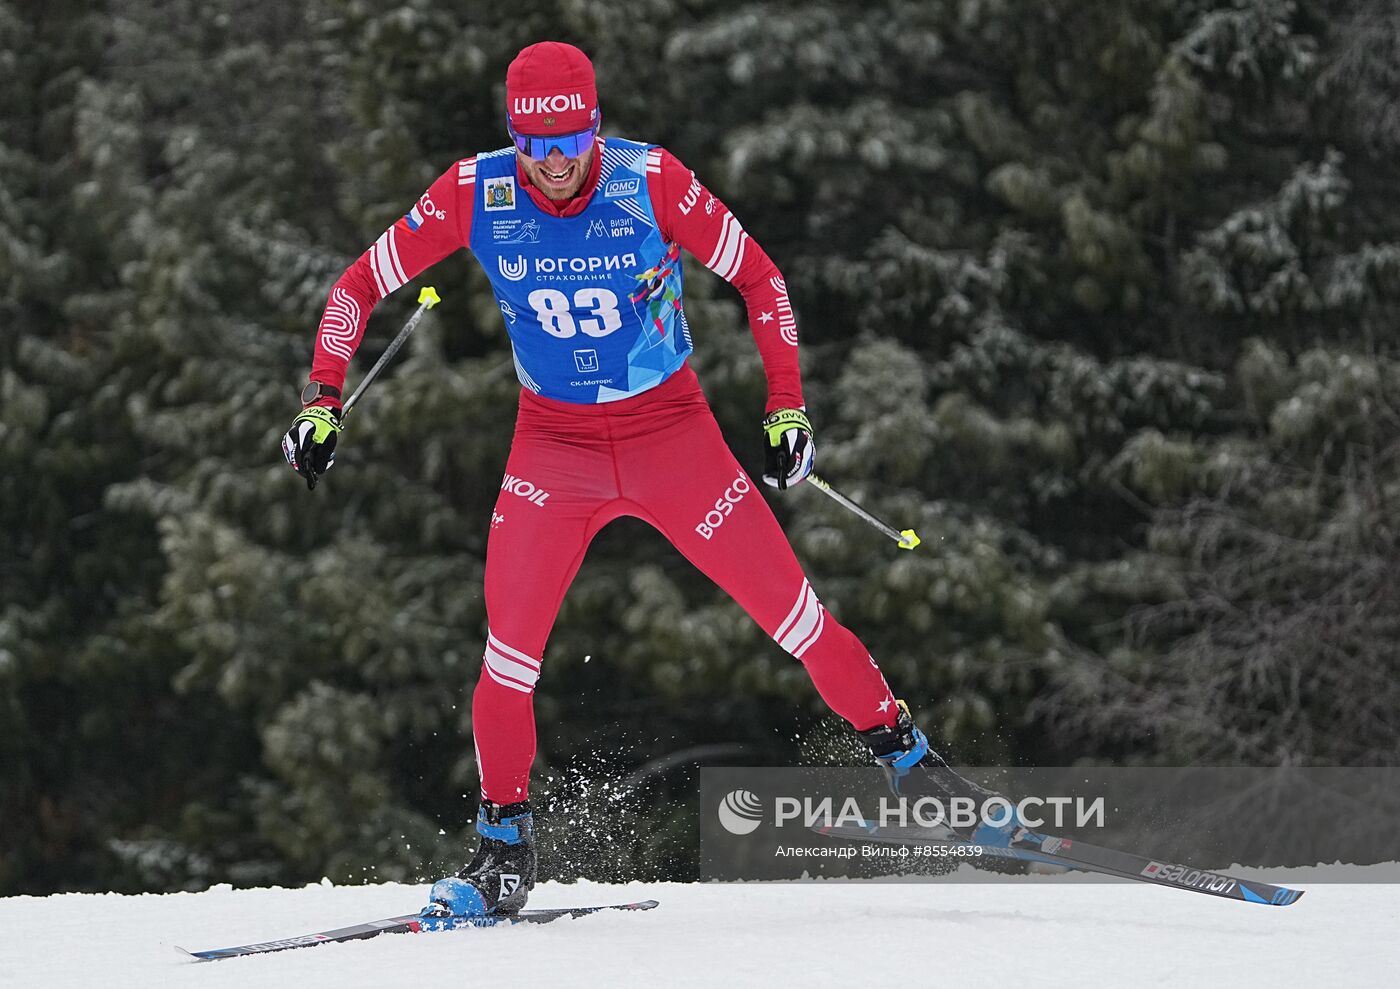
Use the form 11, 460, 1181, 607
648, 148, 803, 412
308, 159, 475, 397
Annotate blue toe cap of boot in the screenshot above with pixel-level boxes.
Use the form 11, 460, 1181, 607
423, 877, 488, 920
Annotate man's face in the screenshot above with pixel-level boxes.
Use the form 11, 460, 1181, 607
518, 143, 594, 200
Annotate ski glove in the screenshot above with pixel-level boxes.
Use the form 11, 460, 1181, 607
282, 405, 341, 489
761, 408, 815, 490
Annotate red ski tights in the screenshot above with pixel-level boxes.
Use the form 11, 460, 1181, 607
472, 365, 897, 803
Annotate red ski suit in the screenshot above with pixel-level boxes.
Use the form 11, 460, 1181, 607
308, 143, 897, 803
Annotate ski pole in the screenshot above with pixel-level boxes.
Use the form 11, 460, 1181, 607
804, 473, 921, 550
305, 286, 440, 491
342, 285, 442, 417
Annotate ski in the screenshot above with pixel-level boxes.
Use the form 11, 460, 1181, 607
815, 820, 1304, 907
177, 899, 660, 961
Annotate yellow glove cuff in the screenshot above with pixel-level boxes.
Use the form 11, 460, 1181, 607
294, 405, 341, 444
762, 408, 812, 446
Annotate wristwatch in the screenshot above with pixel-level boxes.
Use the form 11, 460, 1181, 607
300, 381, 342, 406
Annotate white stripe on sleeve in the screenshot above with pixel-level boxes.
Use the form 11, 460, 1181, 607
370, 230, 404, 294
704, 212, 749, 282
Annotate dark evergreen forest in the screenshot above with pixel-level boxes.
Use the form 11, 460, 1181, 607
4, 0, 1399, 894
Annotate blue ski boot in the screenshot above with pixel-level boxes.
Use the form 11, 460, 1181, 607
857, 702, 1028, 848
420, 799, 537, 928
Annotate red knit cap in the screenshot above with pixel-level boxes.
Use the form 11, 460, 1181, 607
506, 42, 599, 135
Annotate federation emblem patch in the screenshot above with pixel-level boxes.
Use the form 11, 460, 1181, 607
484, 176, 516, 212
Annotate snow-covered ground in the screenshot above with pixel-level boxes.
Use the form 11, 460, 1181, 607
2, 866, 1397, 988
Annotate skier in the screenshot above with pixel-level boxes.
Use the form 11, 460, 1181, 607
281, 41, 1001, 920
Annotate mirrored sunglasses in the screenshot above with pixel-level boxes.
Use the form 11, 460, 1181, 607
508, 123, 598, 161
